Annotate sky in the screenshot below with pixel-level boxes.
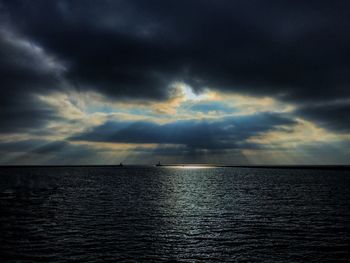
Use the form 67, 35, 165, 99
0, 0, 350, 165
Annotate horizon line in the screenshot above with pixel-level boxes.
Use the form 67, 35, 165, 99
1, 164, 350, 170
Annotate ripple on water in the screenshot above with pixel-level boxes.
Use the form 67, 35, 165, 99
0, 166, 349, 262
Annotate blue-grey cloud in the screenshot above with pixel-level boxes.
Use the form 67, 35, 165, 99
0, 139, 100, 165
71, 113, 295, 150
188, 102, 236, 114
0, 139, 90, 154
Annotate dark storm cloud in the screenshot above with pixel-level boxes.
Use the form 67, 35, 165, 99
71, 113, 295, 150
0, 25, 62, 133
295, 101, 350, 132
1, 0, 350, 131
0, 100, 59, 135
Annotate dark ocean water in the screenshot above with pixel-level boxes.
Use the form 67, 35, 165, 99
0, 166, 349, 262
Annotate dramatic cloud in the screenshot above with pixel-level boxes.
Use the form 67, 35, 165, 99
295, 100, 350, 132
0, 26, 64, 133
0, 139, 109, 165
0, 0, 350, 164
71, 113, 296, 150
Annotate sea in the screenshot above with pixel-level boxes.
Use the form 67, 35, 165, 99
0, 166, 349, 262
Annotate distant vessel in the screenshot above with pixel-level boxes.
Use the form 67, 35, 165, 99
156, 161, 162, 167
119, 162, 124, 167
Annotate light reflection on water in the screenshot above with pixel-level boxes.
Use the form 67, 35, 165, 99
178, 165, 215, 169
0, 166, 349, 262
161, 165, 217, 170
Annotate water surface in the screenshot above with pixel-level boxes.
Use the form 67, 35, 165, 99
0, 166, 349, 262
